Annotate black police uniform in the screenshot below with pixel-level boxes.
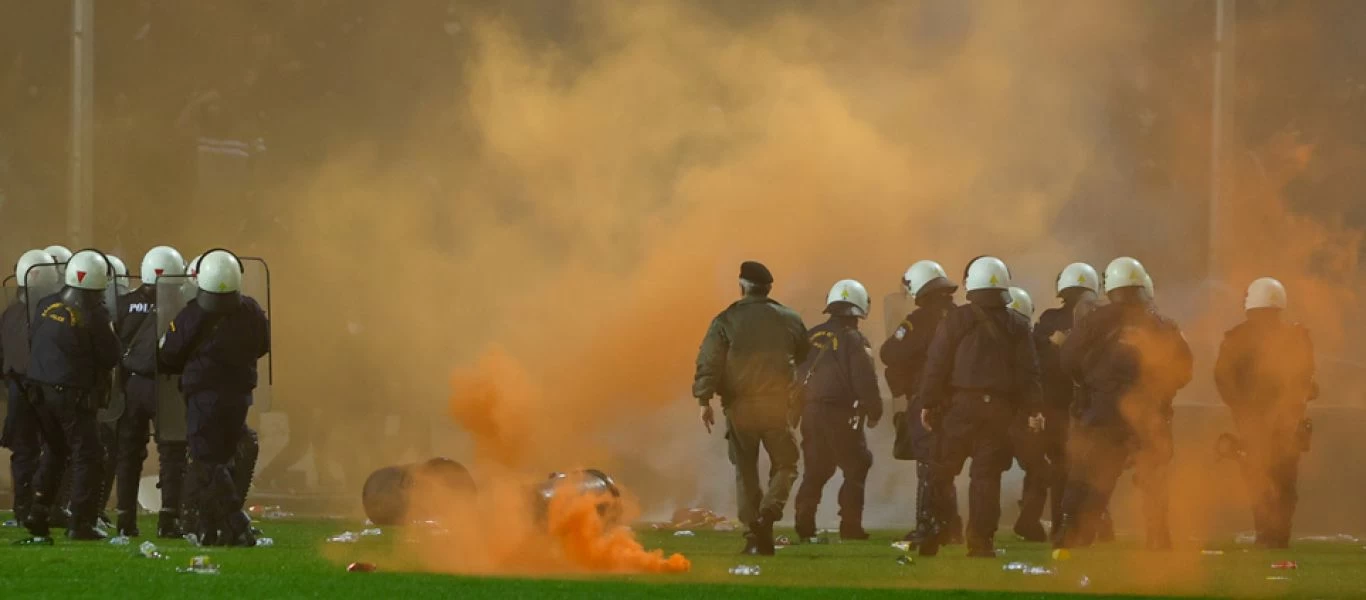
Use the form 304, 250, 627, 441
159, 294, 269, 546
1214, 309, 1315, 549
111, 284, 189, 537
25, 290, 122, 538
1009, 299, 1076, 541
1054, 290, 1192, 551
793, 314, 883, 540
0, 292, 42, 525
880, 297, 963, 545
917, 289, 1042, 557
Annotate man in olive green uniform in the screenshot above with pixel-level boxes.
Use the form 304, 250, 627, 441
694, 261, 809, 556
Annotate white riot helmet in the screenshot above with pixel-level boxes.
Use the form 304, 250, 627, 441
902, 260, 958, 298
107, 255, 131, 295
15, 250, 59, 293
964, 256, 1010, 291
1142, 273, 1155, 300
64, 250, 112, 291
1008, 287, 1034, 319
1103, 257, 1149, 293
195, 249, 244, 313
1245, 277, 1287, 310
825, 279, 871, 319
1056, 262, 1100, 296
140, 246, 185, 285
44, 245, 73, 276
43, 245, 73, 264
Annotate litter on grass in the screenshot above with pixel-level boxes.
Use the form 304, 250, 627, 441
109, 535, 131, 546
673, 530, 695, 537
327, 531, 361, 543
1271, 561, 1299, 570
1297, 534, 1360, 543
348, 562, 377, 573
1202, 550, 1225, 556
178, 556, 219, 575
896, 556, 914, 566
729, 565, 761, 576
360, 528, 383, 537
891, 541, 912, 552
137, 541, 166, 559
255, 537, 275, 547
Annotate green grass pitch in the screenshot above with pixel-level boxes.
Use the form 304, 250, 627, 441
1, 514, 1362, 598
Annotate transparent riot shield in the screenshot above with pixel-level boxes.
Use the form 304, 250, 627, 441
154, 275, 192, 442
882, 291, 911, 340
239, 257, 273, 412
22, 262, 64, 327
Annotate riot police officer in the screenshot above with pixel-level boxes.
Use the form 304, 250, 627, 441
22, 249, 122, 542
110, 246, 190, 538
1012, 263, 1099, 542
1215, 277, 1316, 549
880, 260, 963, 547
1, 250, 60, 527
917, 257, 1044, 558
793, 280, 883, 541
159, 250, 269, 547
1005, 285, 1054, 541
1054, 257, 1192, 552
693, 261, 808, 556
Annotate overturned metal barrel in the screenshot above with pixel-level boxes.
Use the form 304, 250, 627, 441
361, 458, 476, 526
532, 468, 623, 527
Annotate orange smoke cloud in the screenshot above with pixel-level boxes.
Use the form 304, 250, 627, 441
545, 484, 691, 574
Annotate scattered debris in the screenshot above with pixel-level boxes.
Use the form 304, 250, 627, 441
347, 562, 377, 573
774, 535, 790, 547
248, 505, 295, 520
1234, 532, 1257, 545
1202, 550, 1225, 556
729, 564, 761, 576
667, 508, 729, 531
137, 541, 166, 559
12, 536, 54, 546
896, 555, 914, 566
713, 522, 737, 532
1078, 575, 1091, 588
673, 530, 695, 537
255, 538, 275, 547
803, 536, 830, 545
1051, 549, 1071, 561
1271, 561, 1298, 570
1266, 576, 1291, 582
360, 528, 383, 537
996, 549, 1007, 556
891, 541, 912, 552
1003, 562, 1053, 576
109, 535, 131, 546
327, 531, 361, 544
178, 556, 219, 575
2, 520, 19, 528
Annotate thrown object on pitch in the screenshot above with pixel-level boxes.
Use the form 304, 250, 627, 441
328, 531, 361, 544
348, 562, 377, 573
1079, 575, 1091, 588
673, 530, 695, 537
248, 504, 294, 520
179, 555, 220, 575
1271, 561, 1298, 570
138, 475, 163, 512
255, 537, 275, 547
896, 556, 914, 566
1202, 550, 1225, 556
360, 528, 383, 537
2, 520, 19, 528
13, 536, 54, 546
891, 541, 911, 552
362, 458, 476, 527
668, 507, 728, 531
1235, 532, 1257, 545
1051, 548, 1071, 561
1297, 534, 1360, 543
1004, 562, 1030, 572
532, 469, 623, 526
109, 535, 132, 546
137, 541, 166, 559
729, 565, 761, 576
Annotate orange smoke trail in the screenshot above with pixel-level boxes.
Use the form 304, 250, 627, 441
546, 486, 691, 574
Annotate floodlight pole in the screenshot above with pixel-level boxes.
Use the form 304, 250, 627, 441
67, 0, 95, 247
1208, 0, 1235, 283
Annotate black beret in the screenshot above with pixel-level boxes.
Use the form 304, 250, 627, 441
739, 261, 773, 285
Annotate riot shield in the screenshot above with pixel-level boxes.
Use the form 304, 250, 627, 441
155, 275, 192, 442
882, 291, 911, 340
239, 257, 273, 412
22, 262, 64, 327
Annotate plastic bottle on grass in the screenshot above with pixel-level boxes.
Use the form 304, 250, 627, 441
729, 565, 761, 576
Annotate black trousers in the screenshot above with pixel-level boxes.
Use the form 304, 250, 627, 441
927, 391, 1013, 551
115, 374, 188, 523
794, 402, 872, 533
30, 385, 104, 529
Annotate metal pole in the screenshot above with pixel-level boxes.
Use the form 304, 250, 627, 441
1208, 0, 1235, 282
67, 0, 94, 247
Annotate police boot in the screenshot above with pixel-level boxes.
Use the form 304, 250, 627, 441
839, 520, 870, 541
752, 510, 778, 556
66, 517, 109, 541
740, 532, 759, 555
21, 501, 53, 539
223, 510, 257, 548
116, 509, 140, 537
1050, 513, 1077, 550
904, 463, 932, 543
157, 510, 186, 539
943, 512, 965, 546
1013, 498, 1049, 542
